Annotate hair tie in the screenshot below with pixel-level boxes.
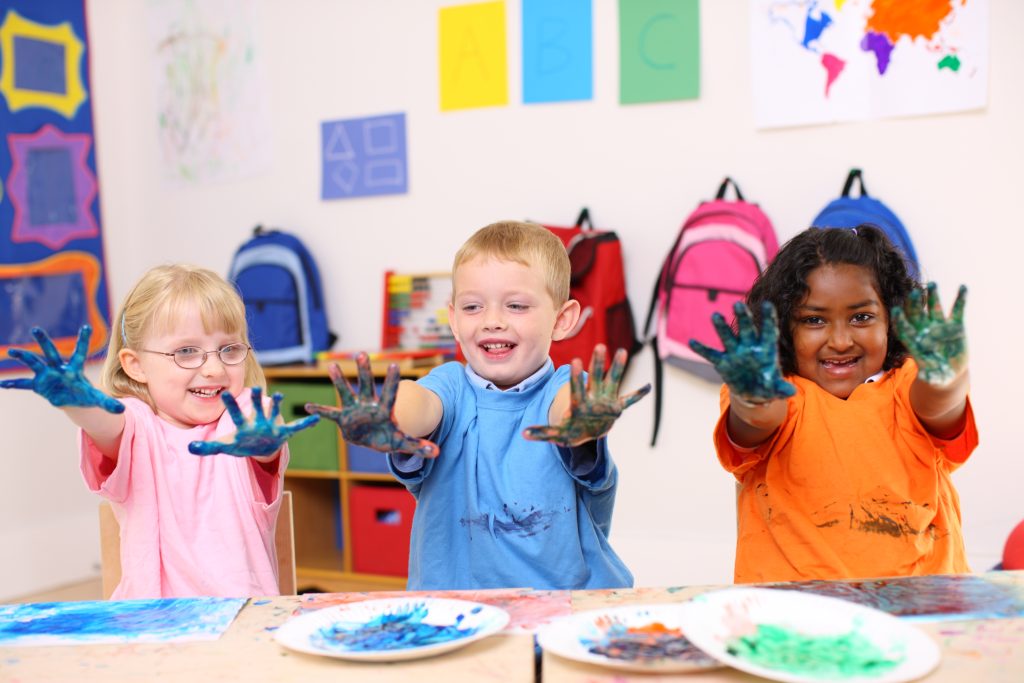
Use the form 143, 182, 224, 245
120, 312, 127, 346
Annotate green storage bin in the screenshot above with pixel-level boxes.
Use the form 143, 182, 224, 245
269, 381, 339, 471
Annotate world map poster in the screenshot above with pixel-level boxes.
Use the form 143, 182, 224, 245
751, 0, 989, 129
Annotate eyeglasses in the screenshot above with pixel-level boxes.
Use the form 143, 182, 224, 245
141, 343, 251, 369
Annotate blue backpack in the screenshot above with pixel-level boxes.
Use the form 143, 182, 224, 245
812, 168, 920, 279
228, 226, 337, 365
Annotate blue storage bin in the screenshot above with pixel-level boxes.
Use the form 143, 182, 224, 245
346, 441, 391, 473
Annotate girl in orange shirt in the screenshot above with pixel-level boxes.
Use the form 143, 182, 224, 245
690, 225, 976, 583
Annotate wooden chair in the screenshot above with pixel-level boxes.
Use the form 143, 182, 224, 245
99, 490, 297, 599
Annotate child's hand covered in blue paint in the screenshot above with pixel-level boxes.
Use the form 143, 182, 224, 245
893, 283, 968, 387
188, 387, 319, 457
0, 325, 124, 413
304, 354, 439, 458
523, 345, 651, 447
689, 302, 796, 405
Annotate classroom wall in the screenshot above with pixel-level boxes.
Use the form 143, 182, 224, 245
1, 0, 1021, 599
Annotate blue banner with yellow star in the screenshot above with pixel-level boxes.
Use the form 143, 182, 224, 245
0, 0, 111, 371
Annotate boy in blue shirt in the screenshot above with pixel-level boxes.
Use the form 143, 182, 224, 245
308, 221, 649, 590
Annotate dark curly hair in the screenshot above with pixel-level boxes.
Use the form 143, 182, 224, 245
746, 225, 920, 376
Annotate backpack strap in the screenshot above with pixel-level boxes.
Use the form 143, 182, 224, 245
716, 177, 745, 201
841, 168, 869, 197
643, 242, 680, 447
574, 207, 593, 230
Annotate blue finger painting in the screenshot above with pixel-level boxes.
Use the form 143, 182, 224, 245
0, 597, 245, 646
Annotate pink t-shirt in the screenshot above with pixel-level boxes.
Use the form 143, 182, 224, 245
80, 394, 289, 599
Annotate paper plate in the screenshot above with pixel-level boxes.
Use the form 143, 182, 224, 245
536, 602, 722, 673
273, 597, 509, 662
677, 587, 941, 683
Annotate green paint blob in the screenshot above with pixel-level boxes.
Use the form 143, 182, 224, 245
938, 54, 961, 72
726, 624, 904, 678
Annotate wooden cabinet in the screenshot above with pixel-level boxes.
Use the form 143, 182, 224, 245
263, 357, 442, 591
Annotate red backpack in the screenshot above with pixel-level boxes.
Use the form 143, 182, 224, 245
643, 178, 779, 444
544, 208, 642, 371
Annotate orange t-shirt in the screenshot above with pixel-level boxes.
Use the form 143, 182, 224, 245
714, 359, 978, 584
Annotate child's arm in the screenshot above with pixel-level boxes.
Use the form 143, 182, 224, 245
188, 388, 320, 460
689, 302, 796, 448
893, 283, 970, 439
305, 354, 440, 457
1, 326, 126, 458
523, 345, 650, 447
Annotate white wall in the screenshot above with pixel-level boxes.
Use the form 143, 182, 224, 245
2, 0, 1022, 599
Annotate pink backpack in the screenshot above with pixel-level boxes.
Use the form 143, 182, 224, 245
643, 178, 779, 444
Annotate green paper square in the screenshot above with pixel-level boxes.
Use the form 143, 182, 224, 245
619, 0, 701, 104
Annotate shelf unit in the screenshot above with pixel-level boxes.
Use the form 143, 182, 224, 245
264, 357, 442, 590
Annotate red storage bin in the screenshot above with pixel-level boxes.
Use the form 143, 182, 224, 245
349, 484, 416, 576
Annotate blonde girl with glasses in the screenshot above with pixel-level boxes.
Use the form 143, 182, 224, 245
1, 264, 317, 599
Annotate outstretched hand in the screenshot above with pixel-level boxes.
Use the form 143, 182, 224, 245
1, 325, 124, 413
688, 302, 796, 405
188, 387, 320, 457
893, 283, 968, 388
305, 354, 439, 458
523, 345, 651, 447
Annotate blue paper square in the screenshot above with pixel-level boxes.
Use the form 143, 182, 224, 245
0, 272, 87, 344
522, 0, 593, 104
13, 36, 67, 94
321, 113, 408, 200
26, 147, 78, 225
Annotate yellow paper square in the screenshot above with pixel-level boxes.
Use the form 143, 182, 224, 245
439, 1, 508, 111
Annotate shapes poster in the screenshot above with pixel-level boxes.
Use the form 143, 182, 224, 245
0, 0, 111, 372
751, 0, 990, 129
321, 113, 408, 200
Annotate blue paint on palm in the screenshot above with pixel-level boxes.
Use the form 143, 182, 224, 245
688, 302, 796, 402
304, 354, 439, 458
311, 602, 479, 652
0, 326, 124, 413
188, 387, 319, 457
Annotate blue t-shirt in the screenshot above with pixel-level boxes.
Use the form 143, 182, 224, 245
387, 361, 634, 590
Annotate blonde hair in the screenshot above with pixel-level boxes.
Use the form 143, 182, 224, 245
452, 221, 570, 305
102, 264, 265, 410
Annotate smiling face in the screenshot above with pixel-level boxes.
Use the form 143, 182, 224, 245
791, 263, 889, 399
449, 256, 578, 389
120, 302, 247, 428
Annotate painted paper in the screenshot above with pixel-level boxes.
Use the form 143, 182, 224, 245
0, 0, 111, 373
146, 0, 272, 183
751, 0, 990, 129
776, 574, 1024, 622
618, 0, 700, 105
522, 0, 593, 104
321, 113, 408, 200
0, 597, 245, 646
298, 587, 572, 634
439, 1, 509, 111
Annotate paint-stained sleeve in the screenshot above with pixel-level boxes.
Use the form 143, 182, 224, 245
557, 438, 612, 489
